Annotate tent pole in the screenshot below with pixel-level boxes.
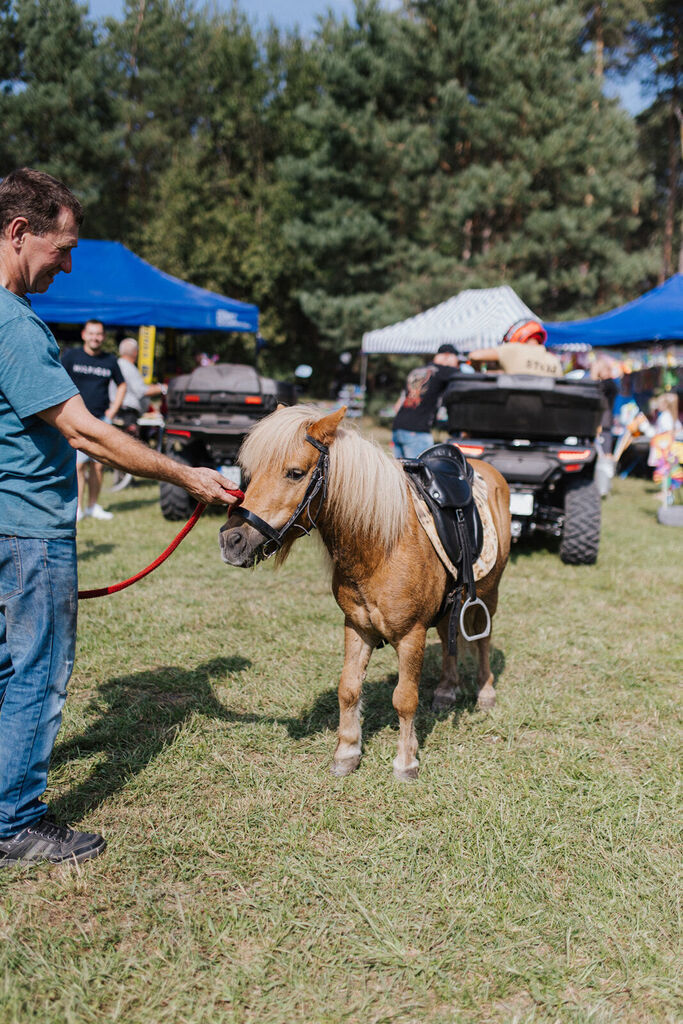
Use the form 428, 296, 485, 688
360, 353, 368, 391
137, 326, 156, 384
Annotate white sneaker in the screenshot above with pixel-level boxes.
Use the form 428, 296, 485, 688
76, 507, 85, 522
87, 504, 113, 521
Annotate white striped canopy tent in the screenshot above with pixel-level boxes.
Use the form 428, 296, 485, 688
361, 286, 539, 356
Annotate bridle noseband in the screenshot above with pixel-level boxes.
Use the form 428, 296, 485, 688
221, 434, 329, 560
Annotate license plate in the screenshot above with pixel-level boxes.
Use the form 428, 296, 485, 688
510, 492, 534, 516
219, 465, 241, 487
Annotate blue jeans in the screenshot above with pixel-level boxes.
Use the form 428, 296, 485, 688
392, 429, 434, 460
0, 536, 78, 838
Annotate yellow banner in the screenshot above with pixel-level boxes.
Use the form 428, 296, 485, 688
137, 325, 156, 384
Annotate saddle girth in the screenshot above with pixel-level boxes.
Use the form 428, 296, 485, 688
401, 443, 489, 651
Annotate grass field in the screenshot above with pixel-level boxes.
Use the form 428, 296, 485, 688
1, 460, 681, 1023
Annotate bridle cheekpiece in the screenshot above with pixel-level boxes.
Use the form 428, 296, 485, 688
222, 434, 329, 560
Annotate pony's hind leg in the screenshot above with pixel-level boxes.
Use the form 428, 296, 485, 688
474, 634, 496, 711
392, 626, 426, 781
431, 617, 464, 711
331, 623, 373, 777
432, 615, 496, 711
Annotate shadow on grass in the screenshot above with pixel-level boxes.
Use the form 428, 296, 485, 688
77, 542, 116, 562
51, 656, 253, 821
285, 639, 506, 752
509, 536, 558, 562
51, 641, 506, 818
108, 494, 160, 513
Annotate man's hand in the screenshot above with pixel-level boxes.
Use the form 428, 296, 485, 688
179, 466, 242, 507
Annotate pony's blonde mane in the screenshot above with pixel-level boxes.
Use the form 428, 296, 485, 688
239, 404, 408, 554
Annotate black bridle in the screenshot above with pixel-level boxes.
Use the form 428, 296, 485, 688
221, 434, 329, 560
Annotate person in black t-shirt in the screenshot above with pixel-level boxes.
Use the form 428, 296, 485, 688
392, 344, 460, 459
61, 320, 126, 520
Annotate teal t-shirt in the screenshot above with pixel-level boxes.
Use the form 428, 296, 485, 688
0, 286, 79, 538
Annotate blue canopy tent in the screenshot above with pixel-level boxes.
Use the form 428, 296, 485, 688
544, 274, 683, 349
29, 239, 258, 333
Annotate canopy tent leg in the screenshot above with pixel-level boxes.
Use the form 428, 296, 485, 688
360, 353, 368, 391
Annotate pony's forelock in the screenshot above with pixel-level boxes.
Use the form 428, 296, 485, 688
238, 405, 322, 475
239, 404, 408, 554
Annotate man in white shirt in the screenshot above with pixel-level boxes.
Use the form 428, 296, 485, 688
115, 337, 167, 429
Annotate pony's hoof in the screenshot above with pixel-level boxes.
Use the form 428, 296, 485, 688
431, 692, 457, 713
393, 765, 419, 782
476, 690, 496, 712
330, 756, 360, 778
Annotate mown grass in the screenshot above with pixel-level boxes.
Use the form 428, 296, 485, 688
1, 462, 680, 1023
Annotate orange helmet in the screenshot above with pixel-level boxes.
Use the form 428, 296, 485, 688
503, 319, 548, 345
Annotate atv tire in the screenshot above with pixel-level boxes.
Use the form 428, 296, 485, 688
560, 476, 601, 565
159, 454, 196, 522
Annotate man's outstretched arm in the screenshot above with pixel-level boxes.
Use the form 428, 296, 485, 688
38, 394, 240, 508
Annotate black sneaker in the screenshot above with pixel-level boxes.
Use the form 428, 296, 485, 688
0, 818, 106, 867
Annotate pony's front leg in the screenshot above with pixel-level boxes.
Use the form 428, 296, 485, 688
392, 626, 426, 782
331, 623, 373, 778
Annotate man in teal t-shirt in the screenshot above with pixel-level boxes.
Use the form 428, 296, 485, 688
0, 168, 241, 869
0, 290, 79, 535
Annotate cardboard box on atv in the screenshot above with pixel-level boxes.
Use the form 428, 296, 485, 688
160, 363, 296, 521
441, 372, 607, 564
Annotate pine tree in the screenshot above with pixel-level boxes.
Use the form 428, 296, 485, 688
0, 1, 19, 169
419, 0, 656, 315
0, 0, 118, 227
281, 0, 655, 355
138, 9, 320, 370
630, 0, 682, 278
578, 0, 648, 78
103, 0, 212, 243
280, 0, 438, 364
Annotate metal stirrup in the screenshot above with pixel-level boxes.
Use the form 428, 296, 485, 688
459, 596, 491, 642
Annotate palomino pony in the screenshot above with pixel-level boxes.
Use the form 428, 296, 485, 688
219, 405, 510, 781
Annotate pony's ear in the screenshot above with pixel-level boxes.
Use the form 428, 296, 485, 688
308, 406, 346, 446
276, 402, 287, 411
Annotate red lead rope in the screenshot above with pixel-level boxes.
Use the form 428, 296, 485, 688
77, 488, 245, 599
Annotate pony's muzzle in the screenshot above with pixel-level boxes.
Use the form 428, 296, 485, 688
219, 520, 261, 567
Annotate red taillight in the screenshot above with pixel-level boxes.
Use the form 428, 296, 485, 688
558, 448, 592, 462
165, 429, 192, 438
454, 442, 486, 457
184, 394, 200, 403
562, 463, 583, 473
244, 396, 262, 405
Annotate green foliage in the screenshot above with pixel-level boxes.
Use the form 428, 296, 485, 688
101, 0, 214, 241
137, 9, 320, 373
628, 0, 682, 280
280, 0, 658, 350
0, 0, 118, 222
0, 0, 677, 380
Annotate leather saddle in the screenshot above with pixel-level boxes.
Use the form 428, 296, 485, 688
401, 443, 483, 569
401, 443, 489, 648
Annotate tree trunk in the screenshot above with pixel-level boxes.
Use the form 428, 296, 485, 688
661, 104, 678, 281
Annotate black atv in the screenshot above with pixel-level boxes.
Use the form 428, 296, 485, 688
441, 372, 607, 564
160, 362, 296, 520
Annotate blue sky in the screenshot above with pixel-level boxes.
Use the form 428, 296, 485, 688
88, 0, 362, 35
87, 0, 649, 114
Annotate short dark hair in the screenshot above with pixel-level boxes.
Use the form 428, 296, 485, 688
0, 167, 83, 236
82, 319, 104, 330
437, 344, 458, 355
